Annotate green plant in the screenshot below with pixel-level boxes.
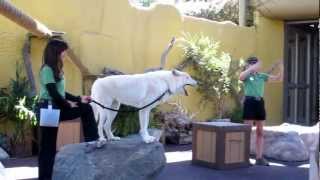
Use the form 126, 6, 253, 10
185, 0, 254, 26
112, 105, 161, 137
139, 0, 155, 7
0, 63, 37, 154
178, 33, 244, 119
230, 106, 243, 123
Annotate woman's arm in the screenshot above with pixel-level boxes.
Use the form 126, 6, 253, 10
239, 61, 260, 81
267, 64, 283, 82
46, 83, 71, 108
66, 92, 81, 102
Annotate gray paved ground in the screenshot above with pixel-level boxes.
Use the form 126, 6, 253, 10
155, 145, 309, 180
155, 159, 308, 180
1, 144, 309, 180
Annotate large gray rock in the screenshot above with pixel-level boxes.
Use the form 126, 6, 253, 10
53, 134, 166, 180
251, 123, 319, 162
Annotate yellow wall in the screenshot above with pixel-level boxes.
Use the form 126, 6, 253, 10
0, 0, 284, 124
255, 13, 284, 125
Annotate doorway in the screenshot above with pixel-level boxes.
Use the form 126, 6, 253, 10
284, 20, 319, 126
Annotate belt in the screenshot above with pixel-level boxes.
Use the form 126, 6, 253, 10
245, 96, 263, 101
38, 99, 54, 105
39, 99, 49, 102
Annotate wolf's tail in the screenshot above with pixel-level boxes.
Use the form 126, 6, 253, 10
90, 80, 101, 123
90, 101, 99, 123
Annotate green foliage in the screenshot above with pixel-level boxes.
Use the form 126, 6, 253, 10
179, 33, 244, 118
230, 106, 243, 123
15, 96, 38, 126
0, 63, 37, 146
139, 0, 155, 7
112, 105, 161, 137
185, 0, 254, 26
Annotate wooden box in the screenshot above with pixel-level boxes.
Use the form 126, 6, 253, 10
192, 122, 251, 169
56, 118, 84, 150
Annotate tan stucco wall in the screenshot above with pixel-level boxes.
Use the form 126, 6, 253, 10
255, 13, 284, 125
0, 0, 284, 124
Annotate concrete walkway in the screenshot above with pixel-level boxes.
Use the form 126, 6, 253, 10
1, 144, 309, 180
155, 145, 309, 180
155, 159, 308, 180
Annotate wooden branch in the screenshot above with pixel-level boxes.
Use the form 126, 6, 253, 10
22, 33, 37, 96
0, 0, 52, 37
160, 37, 175, 69
144, 37, 176, 72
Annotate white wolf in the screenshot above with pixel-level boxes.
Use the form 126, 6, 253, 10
90, 69, 197, 145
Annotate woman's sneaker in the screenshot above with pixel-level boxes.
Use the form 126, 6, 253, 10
255, 158, 270, 166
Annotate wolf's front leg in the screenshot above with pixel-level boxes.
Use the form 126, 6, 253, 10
139, 109, 155, 143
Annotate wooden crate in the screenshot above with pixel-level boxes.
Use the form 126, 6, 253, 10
56, 118, 84, 150
192, 122, 251, 169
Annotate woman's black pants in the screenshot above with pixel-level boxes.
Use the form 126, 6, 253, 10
37, 101, 99, 180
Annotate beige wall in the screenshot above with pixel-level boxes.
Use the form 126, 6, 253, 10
0, 0, 284, 124
255, 13, 284, 125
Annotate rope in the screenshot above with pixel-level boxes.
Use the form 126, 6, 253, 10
91, 90, 170, 112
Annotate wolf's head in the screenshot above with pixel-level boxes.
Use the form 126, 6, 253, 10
167, 69, 197, 96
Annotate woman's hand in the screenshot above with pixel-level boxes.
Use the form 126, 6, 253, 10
249, 61, 261, 72
268, 61, 283, 82
81, 96, 92, 104
68, 101, 78, 108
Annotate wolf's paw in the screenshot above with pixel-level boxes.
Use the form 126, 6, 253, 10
96, 138, 107, 148
142, 135, 156, 143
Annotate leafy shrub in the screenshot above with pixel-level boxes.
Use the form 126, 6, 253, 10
0, 63, 37, 155
178, 33, 244, 119
112, 106, 161, 137
139, 0, 155, 7
185, 0, 254, 26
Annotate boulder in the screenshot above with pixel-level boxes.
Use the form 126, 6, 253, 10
53, 133, 166, 180
251, 123, 319, 162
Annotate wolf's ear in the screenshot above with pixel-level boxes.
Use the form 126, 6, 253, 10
172, 69, 180, 76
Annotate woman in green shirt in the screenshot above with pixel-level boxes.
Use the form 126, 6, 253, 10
239, 56, 283, 166
37, 39, 99, 180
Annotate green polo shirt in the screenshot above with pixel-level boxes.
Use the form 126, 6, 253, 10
39, 65, 65, 100
243, 73, 269, 97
